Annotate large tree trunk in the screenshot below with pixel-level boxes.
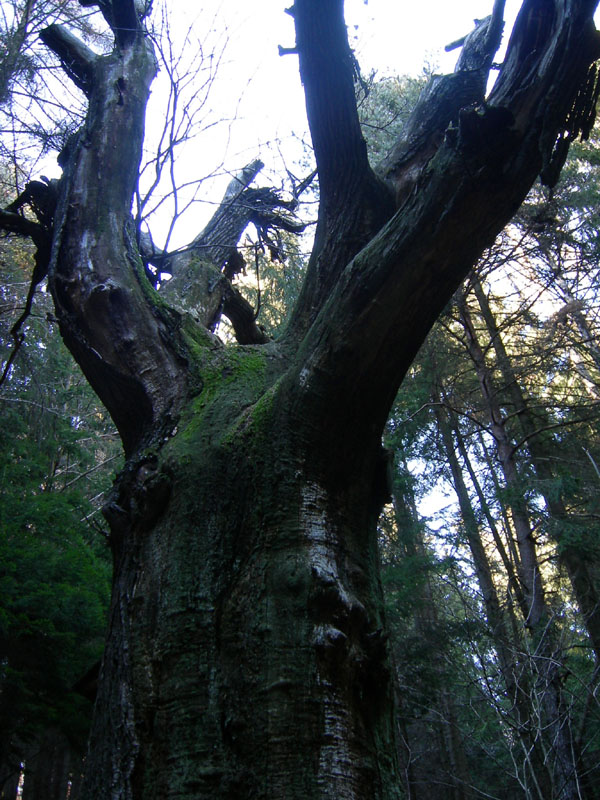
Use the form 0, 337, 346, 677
3, 0, 600, 797
84, 375, 399, 798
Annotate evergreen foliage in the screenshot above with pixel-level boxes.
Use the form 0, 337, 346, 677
0, 233, 117, 793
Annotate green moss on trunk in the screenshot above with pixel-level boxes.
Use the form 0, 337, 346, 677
85, 355, 401, 799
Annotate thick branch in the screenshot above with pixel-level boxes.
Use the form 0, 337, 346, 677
455, 0, 506, 77
377, 10, 505, 202
191, 161, 264, 267
5, 179, 58, 229
79, 0, 141, 47
143, 165, 306, 274
39, 24, 96, 95
43, 21, 189, 455
285, 0, 600, 478
0, 209, 46, 241
490, 0, 600, 130
147, 161, 304, 344
222, 286, 269, 345
1, 180, 56, 264
143, 160, 264, 272
285, 0, 395, 341
293, 0, 373, 196
219, 160, 263, 207
157, 260, 268, 345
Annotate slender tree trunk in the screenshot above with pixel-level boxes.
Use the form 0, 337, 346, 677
457, 296, 546, 625
395, 712, 417, 800
0, 770, 19, 800
392, 476, 473, 800
435, 402, 515, 668
435, 400, 555, 797
22, 730, 72, 800
457, 293, 582, 799
473, 275, 600, 664
551, 262, 600, 382
67, 765, 84, 800
451, 410, 525, 613
476, 431, 524, 579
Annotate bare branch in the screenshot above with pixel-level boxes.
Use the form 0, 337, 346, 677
39, 23, 96, 95
221, 285, 269, 345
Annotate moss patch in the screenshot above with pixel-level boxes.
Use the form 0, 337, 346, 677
170, 343, 271, 458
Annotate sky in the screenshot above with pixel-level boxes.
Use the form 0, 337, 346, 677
175, 0, 524, 160
140, 0, 524, 247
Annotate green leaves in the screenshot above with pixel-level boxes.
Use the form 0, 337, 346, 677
0, 239, 119, 770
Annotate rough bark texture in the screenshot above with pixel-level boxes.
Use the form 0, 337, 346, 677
3, 0, 600, 797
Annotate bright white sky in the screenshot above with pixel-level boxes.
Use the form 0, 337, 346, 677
174, 0, 524, 145
141, 0, 524, 247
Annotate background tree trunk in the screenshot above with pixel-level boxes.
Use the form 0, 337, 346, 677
22, 731, 72, 800
472, 276, 600, 664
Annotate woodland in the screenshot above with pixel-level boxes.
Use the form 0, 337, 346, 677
0, 0, 600, 799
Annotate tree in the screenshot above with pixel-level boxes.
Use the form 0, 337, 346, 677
361, 108, 600, 797
0, 233, 116, 798
384, 279, 600, 797
1, 0, 600, 796
0, 0, 106, 170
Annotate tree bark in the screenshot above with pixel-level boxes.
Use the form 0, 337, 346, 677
83, 387, 399, 798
